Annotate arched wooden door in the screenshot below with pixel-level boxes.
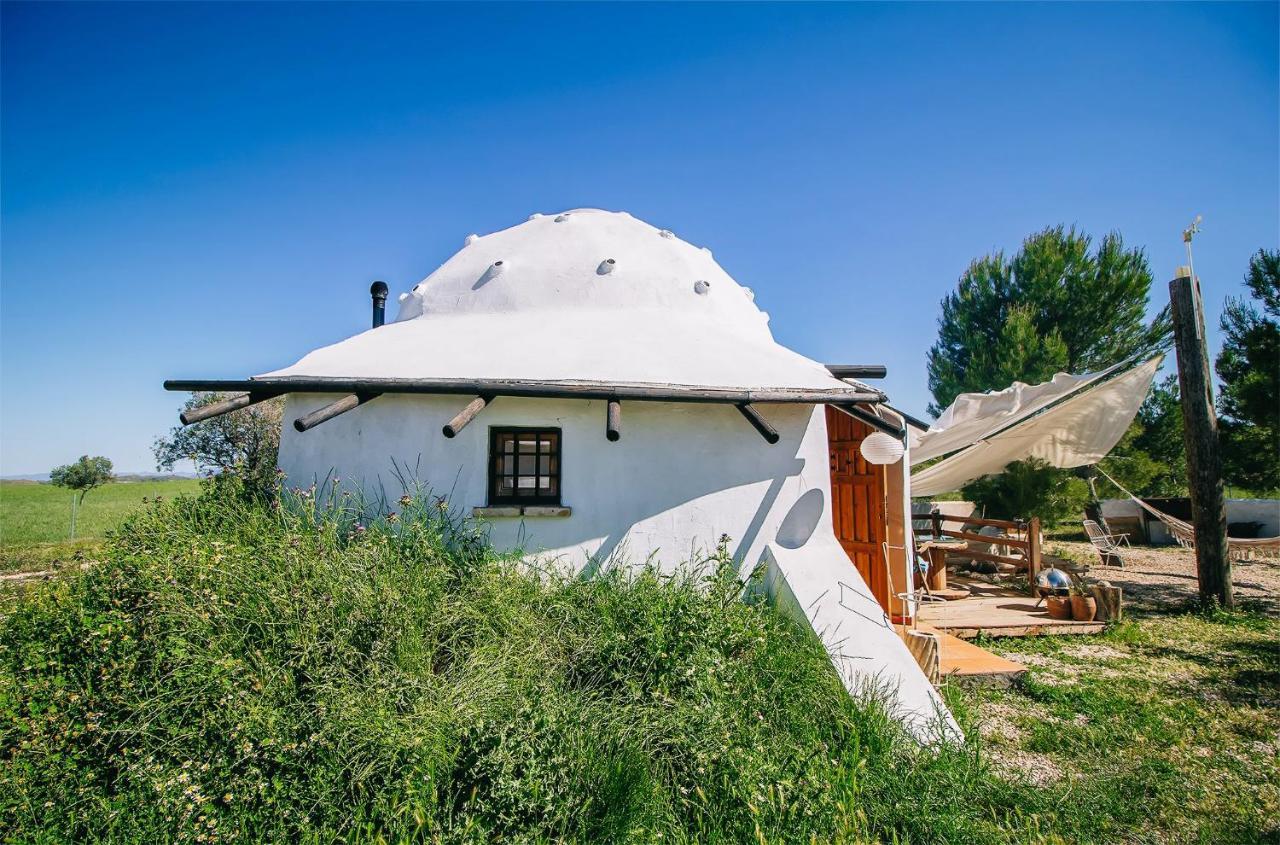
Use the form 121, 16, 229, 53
826, 406, 890, 612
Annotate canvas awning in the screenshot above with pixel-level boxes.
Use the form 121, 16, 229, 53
909, 356, 1162, 497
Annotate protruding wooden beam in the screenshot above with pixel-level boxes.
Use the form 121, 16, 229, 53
180, 392, 279, 425
606, 399, 621, 442
882, 403, 931, 432
442, 395, 490, 438
833, 404, 906, 439
826, 364, 888, 380
293, 393, 379, 432
736, 403, 779, 444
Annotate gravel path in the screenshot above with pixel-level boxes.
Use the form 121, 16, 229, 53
1050, 540, 1280, 615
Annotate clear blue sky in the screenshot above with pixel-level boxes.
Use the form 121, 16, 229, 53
2, 2, 1276, 475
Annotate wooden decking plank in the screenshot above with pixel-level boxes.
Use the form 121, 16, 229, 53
917, 591, 1106, 639
915, 623, 1027, 684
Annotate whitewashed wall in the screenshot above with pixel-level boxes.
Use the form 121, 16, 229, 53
1102, 498, 1280, 543
280, 394, 834, 575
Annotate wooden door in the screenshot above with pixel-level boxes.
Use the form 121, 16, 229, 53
826, 406, 890, 612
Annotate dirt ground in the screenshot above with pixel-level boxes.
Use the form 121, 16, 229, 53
1049, 540, 1280, 616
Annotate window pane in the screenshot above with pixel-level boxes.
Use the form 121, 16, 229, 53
490, 428, 561, 504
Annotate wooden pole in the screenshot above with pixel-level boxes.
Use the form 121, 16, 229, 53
442, 395, 489, 438
1026, 517, 1041, 597
165, 377, 883, 406
1169, 267, 1233, 609
180, 391, 279, 425
831, 403, 907, 438
293, 393, 380, 432
735, 403, 780, 444
606, 399, 622, 442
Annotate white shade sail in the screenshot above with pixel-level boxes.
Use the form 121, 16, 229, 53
910, 357, 1162, 497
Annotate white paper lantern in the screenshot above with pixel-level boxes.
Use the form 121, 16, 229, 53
860, 431, 905, 465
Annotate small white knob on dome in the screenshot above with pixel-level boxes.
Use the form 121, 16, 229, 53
554, 213, 571, 223
597, 259, 616, 275
693, 280, 711, 295
528, 213, 543, 220
658, 229, 674, 239
464, 234, 479, 246
398, 292, 410, 303
701, 246, 713, 257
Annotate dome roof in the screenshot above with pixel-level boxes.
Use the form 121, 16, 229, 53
260, 209, 852, 392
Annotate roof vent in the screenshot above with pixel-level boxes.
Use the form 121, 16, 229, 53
597, 259, 616, 275
554, 213, 571, 223
474, 260, 506, 289
694, 280, 711, 295
658, 229, 674, 239
464, 234, 479, 246
528, 213, 543, 220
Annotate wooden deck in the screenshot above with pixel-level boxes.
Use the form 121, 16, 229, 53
919, 624, 1026, 685
917, 580, 1105, 639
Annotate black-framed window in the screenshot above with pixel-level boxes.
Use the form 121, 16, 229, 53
489, 428, 561, 505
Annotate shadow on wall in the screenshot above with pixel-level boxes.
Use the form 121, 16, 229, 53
280, 396, 823, 578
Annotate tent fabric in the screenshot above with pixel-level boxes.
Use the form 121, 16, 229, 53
909, 361, 1129, 465
910, 357, 1161, 497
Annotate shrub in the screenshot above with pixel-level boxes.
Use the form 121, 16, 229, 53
2, 477, 1023, 843
962, 458, 1090, 524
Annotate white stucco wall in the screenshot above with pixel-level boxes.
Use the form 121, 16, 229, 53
1102, 498, 1280, 543
277, 393, 956, 742
280, 394, 831, 573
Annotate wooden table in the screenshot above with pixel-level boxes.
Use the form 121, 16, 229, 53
916, 539, 968, 592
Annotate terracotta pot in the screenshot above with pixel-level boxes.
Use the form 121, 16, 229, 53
1046, 595, 1072, 620
1071, 595, 1098, 622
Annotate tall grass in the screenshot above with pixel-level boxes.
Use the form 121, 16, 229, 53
2, 477, 1031, 844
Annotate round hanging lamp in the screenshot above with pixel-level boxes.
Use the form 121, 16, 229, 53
860, 431, 905, 465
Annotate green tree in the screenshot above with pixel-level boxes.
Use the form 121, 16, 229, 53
927, 226, 1171, 523
153, 393, 284, 496
962, 458, 1089, 524
1215, 249, 1280, 492
49, 455, 114, 539
1099, 375, 1187, 498
927, 226, 1171, 414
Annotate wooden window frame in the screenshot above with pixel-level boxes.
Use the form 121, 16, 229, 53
488, 427, 563, 506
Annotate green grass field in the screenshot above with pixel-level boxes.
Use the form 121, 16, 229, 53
0, 478, 201, 551
1, 481, 1275, 841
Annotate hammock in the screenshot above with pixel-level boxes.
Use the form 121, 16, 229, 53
1096, 467, 1280, 563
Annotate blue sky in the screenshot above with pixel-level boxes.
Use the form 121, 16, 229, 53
2, 1, 1276, 475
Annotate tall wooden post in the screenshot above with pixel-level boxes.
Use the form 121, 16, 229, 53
1026, 517, 1042, 597
1168, 267, 1233, 609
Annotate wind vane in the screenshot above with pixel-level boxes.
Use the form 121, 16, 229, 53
1181, 214, 1203, 280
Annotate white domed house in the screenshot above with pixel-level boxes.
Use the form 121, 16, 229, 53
168, 209, 958, 741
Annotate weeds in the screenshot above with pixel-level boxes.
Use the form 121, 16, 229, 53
0, 477, 1018, 843
2, 477, 1273, 843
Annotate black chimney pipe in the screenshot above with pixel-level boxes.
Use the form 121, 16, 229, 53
370, 281, 389, 328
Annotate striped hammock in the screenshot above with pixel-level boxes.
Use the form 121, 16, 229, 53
1097, 468, 1280, 563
